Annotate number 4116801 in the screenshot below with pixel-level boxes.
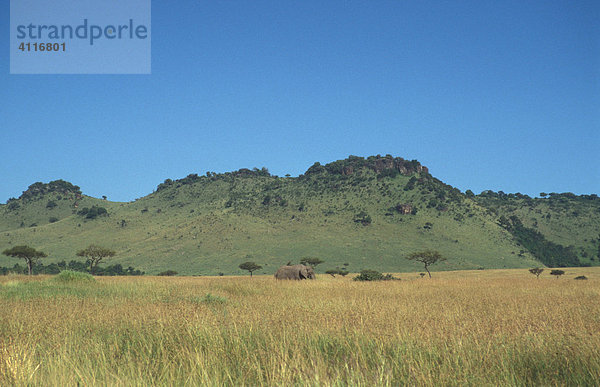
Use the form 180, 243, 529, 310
18, 42, 66, 52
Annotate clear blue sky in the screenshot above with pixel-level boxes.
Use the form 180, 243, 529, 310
1, 0, 598, 202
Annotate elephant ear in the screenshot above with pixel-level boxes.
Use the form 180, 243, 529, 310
298, 267, 308, 279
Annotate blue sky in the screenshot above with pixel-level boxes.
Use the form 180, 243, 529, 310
1, 0, 598, 202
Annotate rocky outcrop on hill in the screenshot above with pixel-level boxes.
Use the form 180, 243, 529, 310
395, 204, 414, 214
304, 155, 428, 177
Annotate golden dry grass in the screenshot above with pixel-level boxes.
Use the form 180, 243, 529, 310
1, 268, 599, 385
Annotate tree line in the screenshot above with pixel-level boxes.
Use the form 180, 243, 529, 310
1, 244, 143, 276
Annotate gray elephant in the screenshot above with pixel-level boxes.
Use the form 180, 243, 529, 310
274, 264, 316, 280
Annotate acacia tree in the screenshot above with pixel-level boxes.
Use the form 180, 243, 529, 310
529, 267, 544, 279
550, 269, 565, 279
300, 257, 324, 269
326, 267, 349, 277
239, 261, 262, 278
2, 245, 47, 275
406, 250, 446, 278
76, 245, 116, 274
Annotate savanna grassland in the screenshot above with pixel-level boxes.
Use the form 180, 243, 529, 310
1, 268, 599, 386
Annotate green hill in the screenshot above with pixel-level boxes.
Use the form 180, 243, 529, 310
0, 155, 597, 275
474, 191, 600, 267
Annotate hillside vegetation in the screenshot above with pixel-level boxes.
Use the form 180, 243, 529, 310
0, 155, 597, 275
475, 191, 600, 267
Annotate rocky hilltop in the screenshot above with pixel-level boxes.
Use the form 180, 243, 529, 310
303, 155, 428, 177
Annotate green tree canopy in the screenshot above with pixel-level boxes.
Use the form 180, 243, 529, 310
406, 250, 446, 278
529, 268, 544, 279
325, 268, 349, 277
2, 245, 47, 275
76, 245, 116, 274
239, 262, 262, 277
300, 257, 324, 269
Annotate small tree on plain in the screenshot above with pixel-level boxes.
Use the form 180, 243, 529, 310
406, 250, 446, 278
239, 262, 262, 277
550, 269, 565, 279
324, 267, 348, 277
2, 245, 47, 275
300, 257, 324, 269
76, 245, 116, 274
529, 267, 544, 279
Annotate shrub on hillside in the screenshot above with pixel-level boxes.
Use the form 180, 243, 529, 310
404, 176, 418, 191
379, 168, 399, 179
354, 211, 372, 226
77, 206, 108, 219
7, 200, 20, 210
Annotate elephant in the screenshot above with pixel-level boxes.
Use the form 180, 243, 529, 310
274, 264, 316, 280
